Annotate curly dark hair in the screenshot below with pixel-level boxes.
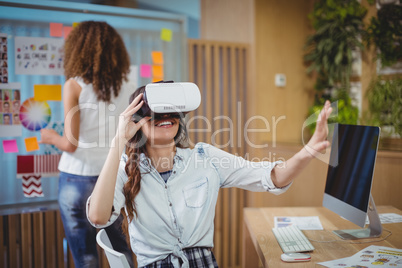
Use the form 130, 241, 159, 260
63, 21, 130, 102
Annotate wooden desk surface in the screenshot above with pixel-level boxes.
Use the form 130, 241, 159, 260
243, 206, 402, 267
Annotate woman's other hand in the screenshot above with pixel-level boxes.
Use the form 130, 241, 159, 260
39, 129, 60, 145
115, 93, 150, 144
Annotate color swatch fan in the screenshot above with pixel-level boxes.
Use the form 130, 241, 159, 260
19, 97, 51, 131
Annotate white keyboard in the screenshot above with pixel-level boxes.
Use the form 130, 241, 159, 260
272, 225, 315, 253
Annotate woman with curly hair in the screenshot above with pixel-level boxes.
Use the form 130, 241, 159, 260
39, 21, 134, 268
87, 82, 332, 267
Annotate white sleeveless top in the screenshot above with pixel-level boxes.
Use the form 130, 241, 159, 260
58, 77, 134, 176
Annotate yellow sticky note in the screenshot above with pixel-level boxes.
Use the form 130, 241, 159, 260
25, 137, 39, 152
151, 51, 164, 65
34, 84, 62, 101
152, 65, 164, 78
73, 22, 80, 28
160, 28, 172, 42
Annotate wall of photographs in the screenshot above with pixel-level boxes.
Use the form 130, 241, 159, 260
0, 34, 7, 83
0, 88, 20, 125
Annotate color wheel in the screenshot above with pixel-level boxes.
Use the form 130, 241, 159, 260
19, 98, 51, 131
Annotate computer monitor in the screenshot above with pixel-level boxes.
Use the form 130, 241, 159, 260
323, 123, 382, 240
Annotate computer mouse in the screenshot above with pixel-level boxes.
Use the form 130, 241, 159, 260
281, 253, 311, 262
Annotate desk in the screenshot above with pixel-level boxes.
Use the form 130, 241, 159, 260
243, 206, 402, 267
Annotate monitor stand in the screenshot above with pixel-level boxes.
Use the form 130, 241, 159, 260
332, 194, 382, 240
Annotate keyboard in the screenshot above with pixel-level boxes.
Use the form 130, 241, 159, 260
272, 225, 315, 253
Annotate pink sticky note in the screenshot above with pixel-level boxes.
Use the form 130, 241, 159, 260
3, 139, 18, 153
140, 64, 152, 78
63, 26, 73, 39
49, 23, 63, 37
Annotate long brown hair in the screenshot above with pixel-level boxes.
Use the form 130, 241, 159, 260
63, 21, 130, 102
121, 85, 189, 235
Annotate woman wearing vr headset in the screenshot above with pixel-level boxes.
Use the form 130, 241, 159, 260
39, 21, 134, 268
87, 84, 332, 268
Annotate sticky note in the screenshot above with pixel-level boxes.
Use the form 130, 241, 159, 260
151, 51, 164, 65
34, 84, 62, 101
25, 137, 39, 152
152, 65, 164, 78
140, 64, 152, 78
49, 23, 63, 37
63, 26, 73, 39
160, 28, 172, 42
3, 139, 18, 153
73, 22, 80, 28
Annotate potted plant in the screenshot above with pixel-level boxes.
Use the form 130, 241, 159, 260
366, 2, 402, 68
365, 76, 402, 150
304, 0, 365, 135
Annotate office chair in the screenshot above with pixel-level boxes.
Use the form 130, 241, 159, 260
96, 229, 131, 268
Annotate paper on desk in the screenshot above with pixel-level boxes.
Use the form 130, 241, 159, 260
318, 245, 402, 267
365, 213, 402, 224
274, 216, 323, 230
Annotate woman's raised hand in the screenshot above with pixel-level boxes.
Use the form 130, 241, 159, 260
305, 100, 333, 158
115, 93, 150, 144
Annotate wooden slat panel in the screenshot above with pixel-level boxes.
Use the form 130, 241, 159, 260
0, 216, 5, 268
238, 48, 246, 156
221, 46, 230, 268
197, 44, 205, 143
33, 212, 44, 268
188, 39, 250, 268
204, 43, 213, 145
21, 213, 32, 268
44, 212, 57, 267
56, 211, 65, 268
8, 215, 18, 268
188, 42, 196, 146
212, 44, 223, 265
238, 47, 247, 266
230, 46, 238, 267
1, 209, 81, 268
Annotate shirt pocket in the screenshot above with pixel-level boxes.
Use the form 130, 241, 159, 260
182, 177, 208, 208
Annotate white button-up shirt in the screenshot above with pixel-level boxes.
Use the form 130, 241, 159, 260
87, 142, 290, 267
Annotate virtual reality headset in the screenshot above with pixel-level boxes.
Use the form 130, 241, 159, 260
133, 82, 201, 121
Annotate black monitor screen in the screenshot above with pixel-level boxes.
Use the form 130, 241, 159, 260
325, 124, 380, 212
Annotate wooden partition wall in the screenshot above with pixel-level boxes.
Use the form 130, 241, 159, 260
0, 210, 112, 268
1, 211, 63, 268
187, 40, 250, 268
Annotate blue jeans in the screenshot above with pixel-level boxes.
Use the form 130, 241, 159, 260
58, 172, 134, 268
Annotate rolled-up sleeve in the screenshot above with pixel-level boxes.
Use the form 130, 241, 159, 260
199, 143, 291, 195
86, 155, 129, 228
